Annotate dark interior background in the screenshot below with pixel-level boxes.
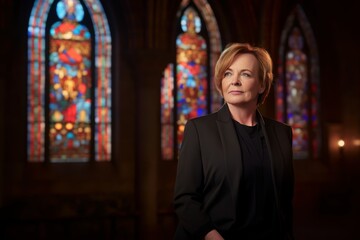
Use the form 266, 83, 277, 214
0, 0, 359, 239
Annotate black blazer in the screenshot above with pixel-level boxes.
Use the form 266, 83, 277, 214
174, 104, 294, 239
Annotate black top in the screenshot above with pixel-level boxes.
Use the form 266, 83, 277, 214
230, 120, 280, 239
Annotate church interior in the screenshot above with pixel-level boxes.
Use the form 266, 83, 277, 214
1, 0, 359, 239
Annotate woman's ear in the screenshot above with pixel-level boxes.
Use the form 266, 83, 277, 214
259, 84, 265, 94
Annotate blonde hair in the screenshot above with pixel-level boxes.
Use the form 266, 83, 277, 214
214, 43, 273, 105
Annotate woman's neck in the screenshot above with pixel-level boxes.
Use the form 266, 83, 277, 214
227, 103, 257, 126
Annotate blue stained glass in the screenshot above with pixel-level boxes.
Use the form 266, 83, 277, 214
56, 1, 66, 19
28, 26, 33, 36
181, 19, 186, 31
186, 77, 196, 87
75, 3, 85, 22
195, 17, 201, 33
73, 140, 80, 147
91, 3, 99, 12
34, 61, 39, 71
180, 8, 201, 33
49, 52, 59, 62
84, 31, 91, 39
83, 58, 91, 67
56, 134, 62, 141
66, 132, 75, 139
100, 97, 106, 106
197, 109, 205, 116
49, 103, 57, 110
188, 61, 196, 66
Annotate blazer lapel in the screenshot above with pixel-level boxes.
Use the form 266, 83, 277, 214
258, 110, 281, 212
216, 104, 242, 204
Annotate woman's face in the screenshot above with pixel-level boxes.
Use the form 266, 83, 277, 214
221, 53, 264, 108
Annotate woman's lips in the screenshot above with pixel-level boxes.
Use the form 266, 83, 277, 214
229, 90, 244, 94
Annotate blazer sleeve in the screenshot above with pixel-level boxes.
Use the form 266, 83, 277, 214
285, 126, 294, 239
173, 120, 214, 238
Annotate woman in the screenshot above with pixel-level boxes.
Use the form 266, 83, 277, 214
174, 43, 294, 240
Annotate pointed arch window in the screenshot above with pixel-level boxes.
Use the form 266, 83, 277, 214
160, 0, 222, 160
276, 5, 320, 160
27, 0, 112, 162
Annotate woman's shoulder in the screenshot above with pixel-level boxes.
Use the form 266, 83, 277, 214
185, 112, 219, 133
188, 111, 218, 125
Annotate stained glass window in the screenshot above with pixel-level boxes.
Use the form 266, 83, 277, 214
276, 5, 320, 159
28, 0, 112, 162
160, 0, 222, 160
176, 6, 208, 150
160, 64, 174, 160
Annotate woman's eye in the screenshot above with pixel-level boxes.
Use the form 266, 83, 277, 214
224, 72, 232, 78
241, 72, 251, 78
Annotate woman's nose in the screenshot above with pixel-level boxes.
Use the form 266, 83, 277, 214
231, 76, 241, 86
